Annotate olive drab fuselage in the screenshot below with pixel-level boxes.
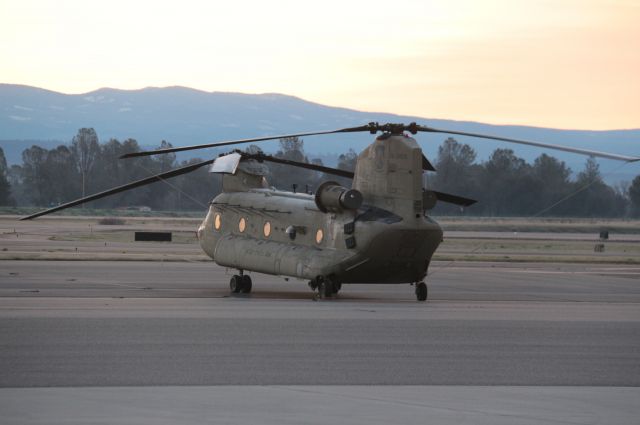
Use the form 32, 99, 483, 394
197, 134, 443, 284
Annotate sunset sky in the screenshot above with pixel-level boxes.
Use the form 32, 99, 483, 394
1, 0, 638, 130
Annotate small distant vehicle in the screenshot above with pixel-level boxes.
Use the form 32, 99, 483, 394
23, 122, 639, 300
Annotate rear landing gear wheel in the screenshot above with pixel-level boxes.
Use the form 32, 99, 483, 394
308, 280, 319, 291
318, 277, 334, 299
332, 282, 342, 294
240, 275, 252, 293
415, 282, 428, 302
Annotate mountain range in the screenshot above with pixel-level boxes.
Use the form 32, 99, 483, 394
1, 84, 638, 182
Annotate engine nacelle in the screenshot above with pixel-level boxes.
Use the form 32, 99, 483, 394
315, 181, 363, 213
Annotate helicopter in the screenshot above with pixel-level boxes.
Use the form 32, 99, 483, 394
22, 122, 639, 301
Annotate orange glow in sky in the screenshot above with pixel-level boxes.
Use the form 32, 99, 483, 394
1, 0, 638, 130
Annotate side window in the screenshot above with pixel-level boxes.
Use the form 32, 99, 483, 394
214, 213, 222, 231
263, 221, 271, 237
315, 229, 324, 244
238, 217, 247, 233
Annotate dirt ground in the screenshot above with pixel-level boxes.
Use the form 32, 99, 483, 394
1, 215, 638, 263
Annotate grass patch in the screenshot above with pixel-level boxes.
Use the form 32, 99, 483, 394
0, 206, 207, 218
48, 230, 198, 244
435, 237, 640, 264
4, 208, 640, 233
435, 216, 640, 234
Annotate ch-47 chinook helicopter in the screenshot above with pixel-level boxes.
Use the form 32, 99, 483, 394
22, 122, 639, 301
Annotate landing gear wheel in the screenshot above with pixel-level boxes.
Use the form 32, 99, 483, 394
332, 282, 342, 294
230, 275, 242, 293
415, 282, 428, 302
240, 275, 252, 293
318, 277, 334, 299
308, 280, 319, 291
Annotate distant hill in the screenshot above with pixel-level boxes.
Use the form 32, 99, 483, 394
1, 84, 638, 182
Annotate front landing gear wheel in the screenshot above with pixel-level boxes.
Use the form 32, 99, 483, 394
240, 275, 252, 293
230, 274, 252, 294
415, 282, 428, 301
230, 275, 242, 293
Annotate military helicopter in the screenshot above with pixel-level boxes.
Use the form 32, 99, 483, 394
22, 122, 639, 301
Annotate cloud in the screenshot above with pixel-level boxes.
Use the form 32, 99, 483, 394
9, 115, 31, 121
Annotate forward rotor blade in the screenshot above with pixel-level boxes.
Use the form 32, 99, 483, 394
416, 125, 640, 162
20, 159, 214, 220
432, 190, 477, 207
244, 153, 355, 178
120, 125, 373, 159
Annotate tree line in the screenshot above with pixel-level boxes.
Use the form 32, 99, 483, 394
430, 138, 640, 217
1, 129, 639, 217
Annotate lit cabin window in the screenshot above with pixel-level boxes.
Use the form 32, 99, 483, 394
238, 217, 246, 233
214, 213, 222, 230
315, 229, 324, 244
263, 221, 271, 237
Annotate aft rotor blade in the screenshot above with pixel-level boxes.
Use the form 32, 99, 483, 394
258, 153, 435, 178
416, 125, 640, 162
245, 153, 355, 178
20, 159, 214, 220
432, 190, 477, 207
422, 154, 436, 171
120, 125, 373, 159
242, 153, 474, 206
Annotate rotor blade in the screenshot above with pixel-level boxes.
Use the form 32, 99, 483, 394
432, 190, 477, 207
422, 154, 436, 171
416, 125, 640, 162
20, 159, 214, 220
243, 152, 473, 206
250, 152, 435, 178
244, 153, 355, 178
120, 125, 373, 159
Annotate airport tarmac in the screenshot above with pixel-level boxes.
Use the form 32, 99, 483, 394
1, 259, 639, 424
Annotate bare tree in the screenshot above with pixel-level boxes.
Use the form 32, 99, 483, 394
70, 128, 100, 199
628, 175, 640, 217
0, 147, 13, 205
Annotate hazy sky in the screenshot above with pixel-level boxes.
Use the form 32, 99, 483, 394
1, 0, 638, 130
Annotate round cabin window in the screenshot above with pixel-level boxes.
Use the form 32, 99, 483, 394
238, 217, 246, 233
214, 213, 222, 230
263, 221, 271, 237
315, 229, 324, 244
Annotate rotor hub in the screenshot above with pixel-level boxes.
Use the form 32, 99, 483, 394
366, 122, 419, 135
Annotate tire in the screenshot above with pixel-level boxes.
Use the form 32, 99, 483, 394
415, 282, 428, 301
230, 275, 242, 293
241, 275, 252, 293
332, 282, 342, 294
320, 278, 334, 299
308, 280, 318, 291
